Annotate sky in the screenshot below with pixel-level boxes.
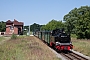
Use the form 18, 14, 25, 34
0, 0, 90, 25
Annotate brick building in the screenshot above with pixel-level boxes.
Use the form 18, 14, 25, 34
5, 19, 24, 35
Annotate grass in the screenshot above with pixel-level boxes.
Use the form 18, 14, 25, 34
0, 39, 26, 60
0, 36, 61, 60
72, 38, 90, 57
0, 37, 5, 42
71, 34, 90, 56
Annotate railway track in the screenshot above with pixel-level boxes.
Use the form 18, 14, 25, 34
60, 51, 89, 60
34, 36, 89, 60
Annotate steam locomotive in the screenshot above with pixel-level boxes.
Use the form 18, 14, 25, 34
50, 29, 73, 52
34, 28, 73, 52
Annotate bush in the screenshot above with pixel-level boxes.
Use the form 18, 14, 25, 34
71, 34, 77, 38
11, 33, 17, 39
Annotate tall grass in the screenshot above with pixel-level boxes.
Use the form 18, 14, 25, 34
0, 36, 61, 60
71, 34, 90, 56
72, 38, 90, 56
0, 37, 5, 41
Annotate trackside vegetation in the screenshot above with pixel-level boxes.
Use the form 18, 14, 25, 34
72, 38, 90, 56
11, 33, 17, 39
0, 36, 61, 60
0, 37, 5, 42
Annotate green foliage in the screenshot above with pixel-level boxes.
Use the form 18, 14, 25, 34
41, 19, 64, 30
30, 23, 42, 31
0, 21, 6, 32
63, 8, 78, 33
63, 6, 90, 39
71, 34, 77, 38
23, 30, 27, 35
11, 34, 17, 39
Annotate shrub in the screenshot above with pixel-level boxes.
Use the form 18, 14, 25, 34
11, 33, 17, 39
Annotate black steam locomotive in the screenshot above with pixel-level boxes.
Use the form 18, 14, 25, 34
50, 29, 73, 51
34, 28, 73, 52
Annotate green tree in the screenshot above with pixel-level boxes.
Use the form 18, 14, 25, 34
41, 19, 64, 31
63, 6, 90, 39
30, 23, 43, 31
76, 6, 90, 39
63, 8, 78, 33
0, 21, 6, 32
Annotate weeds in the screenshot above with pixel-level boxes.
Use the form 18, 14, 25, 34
72, 38, 90, 56
11, 33, 17, 39
0, 36, 61, 60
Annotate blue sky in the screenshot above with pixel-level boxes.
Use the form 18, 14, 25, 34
0, 0, 90, 25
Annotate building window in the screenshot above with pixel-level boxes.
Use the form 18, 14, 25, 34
10, 26, 14, 30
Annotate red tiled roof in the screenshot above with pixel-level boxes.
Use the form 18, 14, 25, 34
6, 19, 23, 25
13, 20, 23, 25
6, 20, 13, 23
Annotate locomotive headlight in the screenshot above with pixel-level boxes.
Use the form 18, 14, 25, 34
56, 42, 61, 46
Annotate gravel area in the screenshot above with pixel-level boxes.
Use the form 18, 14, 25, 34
48, 47, 67, 60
